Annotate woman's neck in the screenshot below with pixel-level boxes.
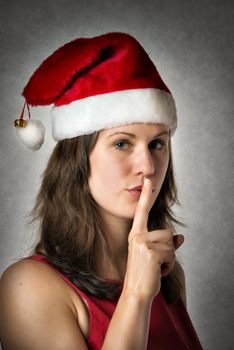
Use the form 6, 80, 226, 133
95, 209, 132, 281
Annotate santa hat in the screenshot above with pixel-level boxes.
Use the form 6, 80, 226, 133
14, 32, 177, 150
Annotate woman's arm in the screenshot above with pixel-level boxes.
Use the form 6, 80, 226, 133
0, 260, 88, 350
102, 179, 184, 350
102, 290, 152, 349
101, 262, 186, 350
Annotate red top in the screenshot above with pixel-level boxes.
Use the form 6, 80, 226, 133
26, 255, 203, 349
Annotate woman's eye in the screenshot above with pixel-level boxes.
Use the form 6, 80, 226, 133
113, 139, 166, 151
114, 140, 129, 150
150, 140, 166, 150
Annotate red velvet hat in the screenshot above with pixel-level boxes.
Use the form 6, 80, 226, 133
15, 32, 177, 150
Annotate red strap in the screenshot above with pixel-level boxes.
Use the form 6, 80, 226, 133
20, 101, 31, 120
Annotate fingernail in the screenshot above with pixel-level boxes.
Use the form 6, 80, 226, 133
144, 178, 149, 187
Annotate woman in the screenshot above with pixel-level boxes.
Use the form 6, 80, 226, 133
0, 32, 203, 349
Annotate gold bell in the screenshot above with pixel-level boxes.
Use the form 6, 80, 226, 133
14, 119, 27, 128
14, 101, 30, 128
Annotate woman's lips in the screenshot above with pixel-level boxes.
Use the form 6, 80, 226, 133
127, 189, 142, 198
127, 187, 156, 199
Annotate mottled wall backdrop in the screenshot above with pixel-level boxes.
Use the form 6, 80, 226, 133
0, 1, 233, 349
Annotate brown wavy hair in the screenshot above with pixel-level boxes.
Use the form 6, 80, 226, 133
31, 132, 183, 303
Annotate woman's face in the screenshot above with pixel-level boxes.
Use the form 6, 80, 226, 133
88, 123, 170, 221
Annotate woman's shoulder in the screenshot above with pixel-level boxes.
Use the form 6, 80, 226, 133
1, 257, 67, 291
0, 258, 89, 349
0, 257, 87, 316
0, 258, 46, 288
1, 256, 50, 277
0, 257, 76, 312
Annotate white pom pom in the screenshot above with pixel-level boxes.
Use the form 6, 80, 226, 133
15, 119, 45, 151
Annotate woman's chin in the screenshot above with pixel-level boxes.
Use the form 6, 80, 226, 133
119, 208, 136, 220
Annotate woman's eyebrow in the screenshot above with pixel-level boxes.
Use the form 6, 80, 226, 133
107, 130, 169, 138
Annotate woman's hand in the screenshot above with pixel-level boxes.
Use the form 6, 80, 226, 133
123, 178, 184, 301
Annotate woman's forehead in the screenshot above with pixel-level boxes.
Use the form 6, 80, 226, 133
101, 123, 169, 137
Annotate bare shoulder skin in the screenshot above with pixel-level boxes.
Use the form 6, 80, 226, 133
0, 259, 89, 350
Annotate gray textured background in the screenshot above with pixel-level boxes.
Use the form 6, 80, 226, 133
0, 1, 233, 349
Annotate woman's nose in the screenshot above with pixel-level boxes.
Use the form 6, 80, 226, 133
134, 148, 155, 176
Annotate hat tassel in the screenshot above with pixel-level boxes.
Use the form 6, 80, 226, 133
14, 101, 45, 151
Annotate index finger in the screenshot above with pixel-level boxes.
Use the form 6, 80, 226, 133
131, 178, 153, 234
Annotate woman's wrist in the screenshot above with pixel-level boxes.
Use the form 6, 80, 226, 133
102, 288, 153, 350
121, 287, 154, 307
